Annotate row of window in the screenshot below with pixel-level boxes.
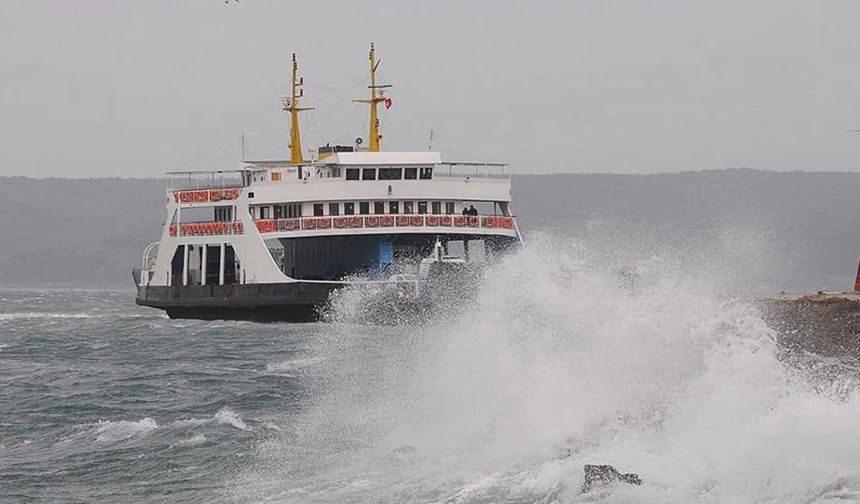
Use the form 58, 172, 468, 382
345, 167, 433, 181
313, 200, 456, 217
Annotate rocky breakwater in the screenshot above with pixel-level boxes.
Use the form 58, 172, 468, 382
757, 292, 860, 358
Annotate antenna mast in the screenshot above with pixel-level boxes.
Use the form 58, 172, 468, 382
354, 43, 391, 152
283, 53, 313, 165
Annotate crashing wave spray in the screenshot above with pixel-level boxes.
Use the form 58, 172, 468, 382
232, 236, 860, 504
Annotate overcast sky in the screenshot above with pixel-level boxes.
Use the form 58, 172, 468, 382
2, 0, 860, 177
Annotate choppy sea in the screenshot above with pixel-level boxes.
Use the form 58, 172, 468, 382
3, 242, 860, 503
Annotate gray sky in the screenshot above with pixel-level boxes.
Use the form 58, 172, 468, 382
2, 0, 860, 177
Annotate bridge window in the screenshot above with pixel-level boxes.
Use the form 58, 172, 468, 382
313, 204, 324, 216
214, 206, 233, 221
419, 167, 433, 180
445, 202, 455, 214
359, 202, 370, 214
344, 202, 355, 215
374, 201, 385, 214
417, 201, 428, 214
389, 201, 399, 214
362, 168, 376, 181
346, 168, 360, 180
260, 206, 271, 219
404, 168, 417, 180
431, 202, 441, 214
273, 205, 283, 219
329, 202, 339, 216
403, 201, 414, 214
284, 203, 302, 218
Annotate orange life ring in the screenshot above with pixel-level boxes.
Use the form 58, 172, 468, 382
381, 215, 394, 227
194, 191, 208, 203
500, 217, 513, 229
302, 218, 316, 230
396, 215, 409, 226
334, 217, 347, 228
454, 215, 466, 227
481, 216, 495, 228
468, 216, 479, 227
440, 215, 452, 226
318, 218, 332, 229
411, 215, 424, 226
179, 192, 193, 203
349, 216, 363, 228
426, 215, 439, 226
209, 190, 221, 202
365, 215, 379, 227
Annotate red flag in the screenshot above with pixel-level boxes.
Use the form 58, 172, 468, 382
384, 97, 393, 109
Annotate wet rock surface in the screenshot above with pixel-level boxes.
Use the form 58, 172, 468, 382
757, 295, 860, 358
581, 464, 643, 493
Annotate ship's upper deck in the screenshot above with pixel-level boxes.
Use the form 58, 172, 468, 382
169, 151, 511, 206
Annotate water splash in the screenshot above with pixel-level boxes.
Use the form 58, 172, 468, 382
232, 238, 860, 503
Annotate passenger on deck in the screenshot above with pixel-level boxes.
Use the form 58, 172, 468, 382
468, 205, 478, 216
462, 207, 469, 216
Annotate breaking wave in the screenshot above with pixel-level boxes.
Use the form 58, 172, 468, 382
0, 312, 95, 321
231, 237, 860, 503
95, 417, 158, 443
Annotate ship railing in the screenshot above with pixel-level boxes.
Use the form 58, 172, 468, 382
139, 241, 160, 286
168, 221, 245, 237
166, 170, 248, 191
435, 162, 510, 180
252, 214, 516, 233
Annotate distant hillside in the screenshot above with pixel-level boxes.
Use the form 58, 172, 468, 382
1, 170, 859, 291
0, 177, 166, 287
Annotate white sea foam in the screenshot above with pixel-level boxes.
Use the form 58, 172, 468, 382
265, 357, 327, 374
95, 417, 158, 442
175, 434, 207, 447
0, 312, 94, 321
216, 408, 251, 431
232, 237, 860, 503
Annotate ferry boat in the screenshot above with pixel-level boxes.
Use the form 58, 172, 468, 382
134, 45, 522, 321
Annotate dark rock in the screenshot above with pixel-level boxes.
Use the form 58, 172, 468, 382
582, 464, 642, 493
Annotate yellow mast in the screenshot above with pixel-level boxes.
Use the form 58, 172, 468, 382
283, 53, 313, 164
354, 43, 390, 152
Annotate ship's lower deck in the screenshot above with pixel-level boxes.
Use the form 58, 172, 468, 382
138, 232, 519, 321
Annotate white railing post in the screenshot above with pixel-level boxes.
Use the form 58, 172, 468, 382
182, 244, 189, 286
219, 243, 226, 285
201, 244, 208, 286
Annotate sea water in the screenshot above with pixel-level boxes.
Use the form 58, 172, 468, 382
2, 238, 860, 503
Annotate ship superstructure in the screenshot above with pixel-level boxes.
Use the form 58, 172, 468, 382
135, 47, 522, 321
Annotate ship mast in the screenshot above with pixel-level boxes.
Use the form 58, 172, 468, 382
283, 53, 312, 164
354, 43, 391, 152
